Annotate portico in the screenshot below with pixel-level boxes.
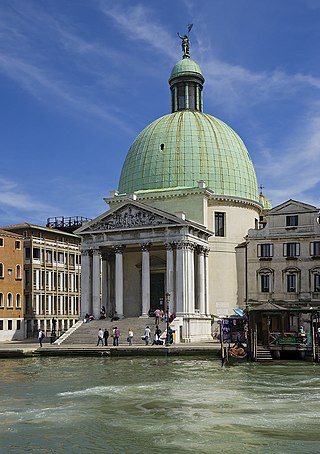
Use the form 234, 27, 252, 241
76, 200, 212, 342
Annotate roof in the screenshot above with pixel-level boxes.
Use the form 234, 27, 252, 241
0, 228, 23, 238
1, 223, 80, 238
118, 111, 259, 202
169, 58, 204, 83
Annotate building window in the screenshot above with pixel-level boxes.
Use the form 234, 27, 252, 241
286, 215, 298, 227
0, 320, 3, 330
8, 320, 12, 330
17, 320, 21, 330
0, 293, 3, 307
215, 212, 225, 237
15, 240, 21, 249
7, 293, 13, 308
16, 264, 22, 280
16, 293, 21, 308
25, 247, 30, 259
0, 263, 3, 278
258, 243, 273, 258
177, 84, 185, 110
33, 248, 41, 259
311, 241, 320, 257
261, 274, 270, 292
314, 273, 320, 293
284, 243, 300, 258
0, 237, 3, 247
287, 274, 297, 292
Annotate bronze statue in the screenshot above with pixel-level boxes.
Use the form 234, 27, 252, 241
177, 33, 190, 58
178, 24, 193, 58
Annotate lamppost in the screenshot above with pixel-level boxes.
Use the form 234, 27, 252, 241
165, 292, 171, 346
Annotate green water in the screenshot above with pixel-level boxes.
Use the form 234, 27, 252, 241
1, 357, 320, 453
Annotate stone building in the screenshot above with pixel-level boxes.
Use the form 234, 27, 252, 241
0, 229, 24, 340
76, 41, 262, 342
2, 223, 81, 338
246, 199, 320, 308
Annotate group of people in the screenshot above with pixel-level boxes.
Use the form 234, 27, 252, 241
96, 327, 121, 347
142, 325, 163, 345
96, 324, 172, 347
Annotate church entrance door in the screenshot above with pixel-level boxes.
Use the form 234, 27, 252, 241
150, 273, 164, 314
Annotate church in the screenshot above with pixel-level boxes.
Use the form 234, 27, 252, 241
76, 35, 262, 343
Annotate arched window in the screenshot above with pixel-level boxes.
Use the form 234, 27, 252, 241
310, 267, 320, 293
0, 263, 4, 278
258, 268, 274, 293
7, 293, 13, 308
0, 293, 3, 307
283, 267, 300, 293
16, 293, 21, 308
16, 264, 22, 279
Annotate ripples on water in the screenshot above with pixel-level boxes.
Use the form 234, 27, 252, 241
1, 357, 320, 453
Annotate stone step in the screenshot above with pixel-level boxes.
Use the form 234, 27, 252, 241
61, 317, 167, 346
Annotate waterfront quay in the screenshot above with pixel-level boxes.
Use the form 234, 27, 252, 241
0, 340, 221, 359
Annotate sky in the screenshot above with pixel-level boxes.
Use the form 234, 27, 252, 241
1, 0, 320, 226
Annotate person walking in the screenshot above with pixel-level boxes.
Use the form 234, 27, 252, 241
154, 308, 161, 325
153, 325, 162, 345
38, 329, 45, 347
113, 326, 120, 346
103, 328, 109, 346
127, 328, 133, 346
97, 328, 104, 346
144, 326, 151, 345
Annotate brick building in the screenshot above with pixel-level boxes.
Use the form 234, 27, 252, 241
0, 229, 24, 340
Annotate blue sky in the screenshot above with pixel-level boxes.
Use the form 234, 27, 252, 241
1, 0, 320, 226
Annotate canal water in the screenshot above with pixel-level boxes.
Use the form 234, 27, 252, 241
1, 357, 320, 453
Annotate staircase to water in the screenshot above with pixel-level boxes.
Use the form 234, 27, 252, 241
58, 317, 167, 346
256, 346, 273, 361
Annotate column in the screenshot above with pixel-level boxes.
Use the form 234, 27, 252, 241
173, 86, 178, 111
92, 249, 101, 319
101, 253, 109, 315
185, 84, 189, 109
165, 243, 174, 313
196, 85, 200, 111
204, 248, 210, 315
197, 247, 205, 315
80, 250, 92, 318
114, 245, 124, 318
141, 243, 150, 317
175, 241, 188, 315
187, 243, 195, 314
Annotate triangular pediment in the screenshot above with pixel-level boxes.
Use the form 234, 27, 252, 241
76, 200, 186, 234
269, 199, 318, 215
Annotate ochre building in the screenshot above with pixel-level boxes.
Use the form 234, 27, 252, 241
0, 229, 24, 340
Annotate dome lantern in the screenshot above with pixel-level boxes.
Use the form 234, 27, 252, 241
169, 30, 204, 113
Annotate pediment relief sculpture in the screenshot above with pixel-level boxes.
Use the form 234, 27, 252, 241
88, 205, 177, 231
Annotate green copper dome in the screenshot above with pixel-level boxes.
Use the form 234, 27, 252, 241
169, 58, 204, 81
118, 111, 259, 201
118, 44, 259, 202
259, 192, 272, 210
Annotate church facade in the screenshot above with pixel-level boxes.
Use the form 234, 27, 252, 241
76, 38, 262, 342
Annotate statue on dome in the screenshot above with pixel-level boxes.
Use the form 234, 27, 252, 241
177, 33, 190, 58
178, 24, 193, 59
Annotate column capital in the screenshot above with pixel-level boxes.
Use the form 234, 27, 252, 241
140, 242, 151, 252
196, 245, 210, 256
164, 242, 175, 251
113, 245, 124, 254
80, 249, 91, 256
176, 240, 195, 251
92, 248, 101, 256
